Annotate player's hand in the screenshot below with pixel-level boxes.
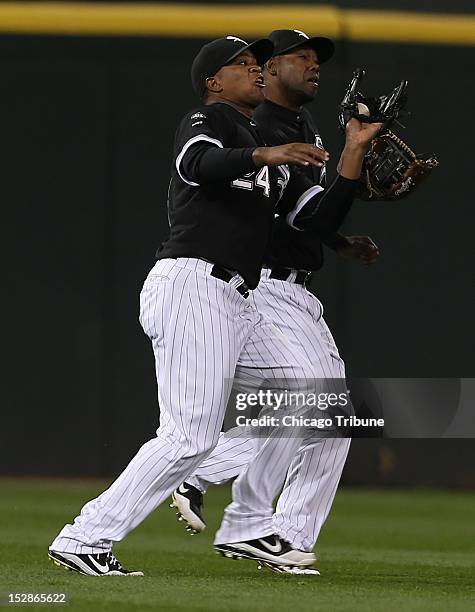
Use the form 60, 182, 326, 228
344, 118, 383, 152
337, 235, 380, 265
253, 143, 330, 168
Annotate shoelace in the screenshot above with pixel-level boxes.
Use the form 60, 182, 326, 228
104, 552, 123, 570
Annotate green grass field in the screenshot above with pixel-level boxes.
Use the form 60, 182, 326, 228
0, 480, 474, 611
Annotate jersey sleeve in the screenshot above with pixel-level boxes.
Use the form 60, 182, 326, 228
174, 109, 257, 186
276, 169, 323, 225
278, 169, 358, 235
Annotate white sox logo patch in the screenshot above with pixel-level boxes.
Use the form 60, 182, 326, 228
293, 30, 309, 39
191, 112, 207, 128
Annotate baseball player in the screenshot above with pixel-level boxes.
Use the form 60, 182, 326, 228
170, 30, 381, 573
47, 35, 355, 576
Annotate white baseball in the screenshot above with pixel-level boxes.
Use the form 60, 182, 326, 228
357, 102, 371, 116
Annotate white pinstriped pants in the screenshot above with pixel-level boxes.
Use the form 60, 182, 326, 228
50, 258, 318, 554
193, 270, 351, 551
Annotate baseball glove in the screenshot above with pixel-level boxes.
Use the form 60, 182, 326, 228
339, 68, 408, 131
339, 68, 439, 201
358, 129, 439, 201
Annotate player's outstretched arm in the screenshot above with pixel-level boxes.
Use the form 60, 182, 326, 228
179, 141, 328, 185
338, 118, 382, 178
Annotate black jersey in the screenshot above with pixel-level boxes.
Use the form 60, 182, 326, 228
254, 99, 347, 271
157, 102, 288, 289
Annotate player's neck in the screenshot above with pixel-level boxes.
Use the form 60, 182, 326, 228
264, 89, 304, 113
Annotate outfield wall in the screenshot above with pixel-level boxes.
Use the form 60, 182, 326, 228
2, 4, 474, 485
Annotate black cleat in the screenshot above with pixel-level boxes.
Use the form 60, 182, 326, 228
170, 482, 206, 534
215, 534, 316, 572
48, 550, 144, 576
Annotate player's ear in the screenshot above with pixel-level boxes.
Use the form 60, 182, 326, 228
265, 57, 278, 77
205, 76, 223, 95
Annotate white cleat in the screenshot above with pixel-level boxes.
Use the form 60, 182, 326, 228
170, 482, 206, 534
215, 534, 316, 572
48, 550, 144, 577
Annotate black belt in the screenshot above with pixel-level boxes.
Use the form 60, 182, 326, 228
210, 264, 250, 298
268, 267, 313, 285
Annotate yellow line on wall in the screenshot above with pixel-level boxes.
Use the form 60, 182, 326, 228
346, 9, 475, 45
0, 3, 474, 46
0, 3, 340, 38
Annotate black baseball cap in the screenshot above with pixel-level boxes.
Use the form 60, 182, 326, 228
191, 35, 274, 98
269, 29, 335, 64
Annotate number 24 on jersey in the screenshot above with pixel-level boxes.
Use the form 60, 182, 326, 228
231, 167, 271, 197
231, 165, 290, 198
